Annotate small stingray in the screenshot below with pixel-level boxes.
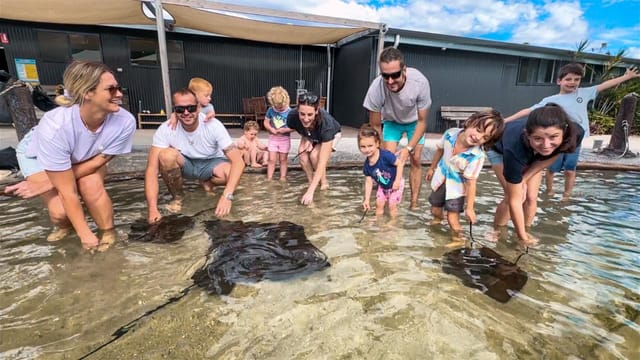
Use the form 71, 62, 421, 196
128, 214, 195, 243
439, 246, 528, 303
192, 219, 330, 295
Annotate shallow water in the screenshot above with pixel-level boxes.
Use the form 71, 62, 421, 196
0, 170, 639, 359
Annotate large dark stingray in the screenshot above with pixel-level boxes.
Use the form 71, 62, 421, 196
128, 214, 195, 243
440, 246, 528, 303
192, 219, 330, 295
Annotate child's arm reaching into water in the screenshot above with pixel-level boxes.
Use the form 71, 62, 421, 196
363, 176, 373, 211
425, 147, 443, 182
464, 178, 478, 224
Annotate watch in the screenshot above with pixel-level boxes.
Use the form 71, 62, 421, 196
406, 146, 414, 154
224, 193, 234, 201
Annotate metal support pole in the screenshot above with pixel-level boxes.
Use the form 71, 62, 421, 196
375, 24, 388, 76
155, 0, 172, 114
326, 45, 331, 110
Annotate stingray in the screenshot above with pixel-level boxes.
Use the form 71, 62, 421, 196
192, 219, 330, 295
128, 214, 195, 243
439, 246, 528, 303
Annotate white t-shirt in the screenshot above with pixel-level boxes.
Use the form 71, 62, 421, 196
531, 86, 598, 137
26, 105, 136, 171
363, 67, 432, 124
152, 114, 232, 159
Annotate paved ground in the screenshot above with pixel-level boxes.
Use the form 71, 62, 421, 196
1, 124, 639, 185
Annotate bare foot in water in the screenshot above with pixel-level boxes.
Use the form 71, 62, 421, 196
520, 234, 539, 247
47, 227, 71, 242
320, 180, 329, 190
97, 229, 117, 252
410, 200, 419, 210
561, 192, 571, 202
250, 163, 263, 168
445, 239, 466, 248
484, 229, 501, 243
200, 180, 215, 195
165, 198, 183, 213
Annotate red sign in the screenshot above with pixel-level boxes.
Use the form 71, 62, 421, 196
0, 33, 8, 44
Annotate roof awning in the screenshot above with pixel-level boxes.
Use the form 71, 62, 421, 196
0, 0, 154, 26
0, 0, 381, 46
163, 3, 368, 45
0, 0, 385, 116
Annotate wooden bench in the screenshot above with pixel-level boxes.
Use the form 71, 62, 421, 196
440, 106, 492, 128
215, 113, 245, 127
137, 112, 246, 129
137, 112, 167, 128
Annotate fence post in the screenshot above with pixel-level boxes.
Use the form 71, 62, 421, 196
1, 76, 39, 142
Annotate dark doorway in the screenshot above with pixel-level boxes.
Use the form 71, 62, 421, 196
0, 47, 8, 72
0, 47, 12, 125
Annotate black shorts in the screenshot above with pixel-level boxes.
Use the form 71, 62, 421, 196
428, 184, 465, 213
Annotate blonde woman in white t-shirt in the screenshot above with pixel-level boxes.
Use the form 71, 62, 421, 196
5, 60, 136, 251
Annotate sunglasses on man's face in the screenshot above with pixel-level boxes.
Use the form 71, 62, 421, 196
173, 104, 198, 114
380, 69, 403, 80
298, 93, 319, 105
106, 85, 123, 96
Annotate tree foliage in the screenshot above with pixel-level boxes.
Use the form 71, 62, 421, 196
574, 41, 640, 135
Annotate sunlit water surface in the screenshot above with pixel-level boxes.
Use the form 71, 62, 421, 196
0, 170, 639, 359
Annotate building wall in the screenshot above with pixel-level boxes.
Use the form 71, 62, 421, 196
2, 19, 604, 133
332, 36, 375, 128
332, 40, 560, 132
0, 20, 328, 118
401, 43, 557, 131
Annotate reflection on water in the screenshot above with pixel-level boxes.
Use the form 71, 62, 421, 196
0, 170, 638, 359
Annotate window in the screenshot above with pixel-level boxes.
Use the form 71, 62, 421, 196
128, 38, 184, 69
69, 34, 102, 62
518, 58, 626, 85
517, 58, 558, 85
38, 31, 69, 62
37, 31, 101, 62
129, 38, 158, 66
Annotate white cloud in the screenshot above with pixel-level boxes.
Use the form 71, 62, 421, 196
626, 47, 640, 60
228, 0, 638, 58
510, 1, 588, 48
377, 0, 537, 36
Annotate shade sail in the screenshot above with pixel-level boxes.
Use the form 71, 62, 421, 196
164, 3, 368, 45
0, 0, 375, 46
0, 0, 153, 26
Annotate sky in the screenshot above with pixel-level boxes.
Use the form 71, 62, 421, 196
231, 0, 640, 60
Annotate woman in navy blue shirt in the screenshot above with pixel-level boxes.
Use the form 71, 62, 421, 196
287, 92, 341, 205
488, 103, 583, 244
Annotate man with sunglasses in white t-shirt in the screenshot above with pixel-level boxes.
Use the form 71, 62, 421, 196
363, 46, 432, 210
144, 88, 245, 222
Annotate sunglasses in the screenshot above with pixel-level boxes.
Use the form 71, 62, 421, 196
380, 69, 403, 80
173, 104, 198, 113
106, 85, 123, 96
298, 93, 319, 105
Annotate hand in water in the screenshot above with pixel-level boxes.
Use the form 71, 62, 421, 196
301, 191, 314, 205
4, 179, 53, 199
80, 233, 100, 252
215, 197, 232, 217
